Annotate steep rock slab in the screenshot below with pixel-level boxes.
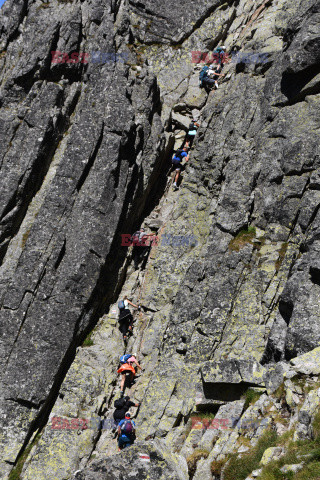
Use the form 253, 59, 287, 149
128, 0, 221, 44
1, 0, 320, 478
0, 0, 166, 470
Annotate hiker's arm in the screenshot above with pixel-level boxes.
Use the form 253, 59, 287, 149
215, 72, 225, 77
117, 426, 121, 436
127, 300, 139, 308
135, 361, 142, 370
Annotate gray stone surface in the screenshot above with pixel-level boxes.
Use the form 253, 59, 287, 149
76, 439, 188, 480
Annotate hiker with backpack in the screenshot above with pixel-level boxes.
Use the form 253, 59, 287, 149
118, 355, 142, 395
113, 395, 140, 426
117, 412, 136, 450
186, 120, 200, 148
208, 63, 225, 89
172, 146, 189, 190
199, 63, 225, 90
118, 296, 140, 342
212, 45, 229, 66
119, 353, 142, 370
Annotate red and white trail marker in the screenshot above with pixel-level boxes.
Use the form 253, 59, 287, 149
139, 453, 150, 463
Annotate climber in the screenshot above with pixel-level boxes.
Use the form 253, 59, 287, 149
119, 353, 142, 370
212, 45, 229, 66
118, 356, 142, 395
113, 395, 140, 426
199, 64, 210, 88
201, 63, 225, 90
131, 228, 154, 269
172, 146, 189, 190
209, 64, 225, 89
117, 412, 136, 450
118, 296, 140, 342
186, 119, 200, 148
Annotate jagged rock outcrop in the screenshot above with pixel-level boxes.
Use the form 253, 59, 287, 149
0, 0, 320, 479
75, 439, 188, 480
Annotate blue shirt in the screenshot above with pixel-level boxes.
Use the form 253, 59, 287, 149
173, 151, 188, 163
119, 419, 135, 439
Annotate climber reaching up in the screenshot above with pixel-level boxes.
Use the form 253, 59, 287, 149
113, 395, 140, 426
200, 63, 225, 90
119, 353, 142, 370
117, 412, 136, 450
118, 355, 142, 395
118, 362, 136, 396
199, 65, 210, 89
172, 146, 189, 190
209, 64, 225, 89
212, 45, 229, 66
118, 296, 140, 342
186, 119, 200, 148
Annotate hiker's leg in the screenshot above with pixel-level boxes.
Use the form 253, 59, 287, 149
174, 169, 180, 183
118, 437, 125, 450
189, 135, 195, 147
123, 318, 130, 338
127, 315, 134, 335
120, 373, 126, 392
125, 372, 132, 390
128, 372, 135, 387
133, 246, 140, 269
119, 320, 127, 337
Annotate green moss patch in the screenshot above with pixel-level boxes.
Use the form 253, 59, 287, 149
229, 227, 256, 252
275, 242, 288, 272
242, 387, 265, 410
187, 448, 210, 479
8, 432, 41, 480
82, 330, 94, 347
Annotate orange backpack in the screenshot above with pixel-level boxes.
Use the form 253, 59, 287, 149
117, 363, 136, 376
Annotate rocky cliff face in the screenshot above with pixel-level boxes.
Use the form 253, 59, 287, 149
0, 0, 320, 479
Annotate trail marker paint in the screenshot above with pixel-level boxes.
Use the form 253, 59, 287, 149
139, 453, 151, 463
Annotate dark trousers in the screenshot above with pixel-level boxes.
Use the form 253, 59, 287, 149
118, 309, 133, 337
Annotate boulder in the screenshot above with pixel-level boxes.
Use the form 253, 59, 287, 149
280, 463, 304, 474
75, 440, 188, 480
260, 447, 284, 466
290, 347, 320, 375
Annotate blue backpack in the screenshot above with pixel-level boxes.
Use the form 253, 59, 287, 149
120, 354, 132, 364
173, 148, 183, 161
199, 66, 209, 88
118, 300, 125, 310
